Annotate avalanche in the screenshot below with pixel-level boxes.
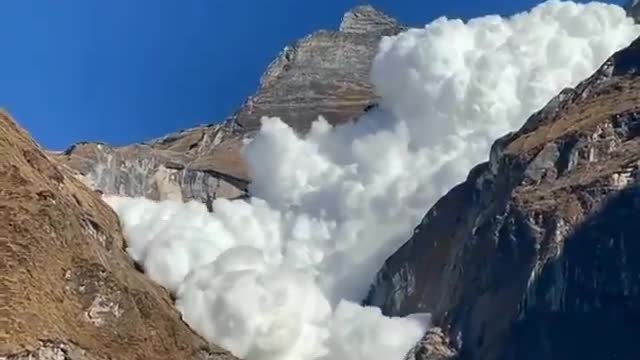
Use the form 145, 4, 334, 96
105, 2, 640, 360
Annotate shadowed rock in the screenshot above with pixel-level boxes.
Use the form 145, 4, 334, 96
367, 37, 640, 360
626, 0, 640, 23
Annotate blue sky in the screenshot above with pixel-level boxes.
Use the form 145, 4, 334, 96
0, 0, 626, 150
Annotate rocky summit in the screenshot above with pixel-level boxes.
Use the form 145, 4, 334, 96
232, 5, 404, 133
366, 36, 640, 360
0, 111, 236, 360
55, 5, 404, 204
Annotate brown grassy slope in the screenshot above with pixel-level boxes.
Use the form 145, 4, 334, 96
0, 110, 235, 360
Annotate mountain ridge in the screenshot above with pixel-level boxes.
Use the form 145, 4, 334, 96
54, 5, 404, 205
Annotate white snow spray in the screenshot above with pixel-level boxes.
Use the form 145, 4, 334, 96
106, 2, 640, 360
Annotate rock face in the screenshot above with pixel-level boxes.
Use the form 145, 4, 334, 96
403, 328, 459, 360
231, 5, 404, 133
56, 5, 403, 203
339, 5, 402, 34
57, 126, 249, 204
626, 0, 640, 22
366, 37, 640, 360
0, 111, 236, 360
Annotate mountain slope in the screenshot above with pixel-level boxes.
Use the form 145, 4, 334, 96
365, 36, 640, 360
0, 111, 235, 360
55, 5, 404, 204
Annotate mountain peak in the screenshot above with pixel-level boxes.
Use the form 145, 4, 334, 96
339, 5, 402, 35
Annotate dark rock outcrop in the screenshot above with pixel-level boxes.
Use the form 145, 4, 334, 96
56, 6, 404, 203
367, 37, 640, 359
403, 328, 458, 360
0, 111, 236, 360
626, 0, 640, 23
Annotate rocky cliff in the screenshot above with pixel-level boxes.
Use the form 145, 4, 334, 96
0, 111, 236, 360
55, 5, 403, 204
231, 5, 404, 133
57, 128, 249, 204
366, 36, 640, 360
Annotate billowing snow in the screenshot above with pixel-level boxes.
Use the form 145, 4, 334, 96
105, 2, 640, 360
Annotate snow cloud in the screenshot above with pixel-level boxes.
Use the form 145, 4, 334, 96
105, 2, 639, 360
